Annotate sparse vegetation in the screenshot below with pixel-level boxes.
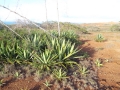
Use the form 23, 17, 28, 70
95, 59, 103, 67
52, 69, 68, 81
14, 71, 21, 79
0, 79, 5, 87
0, 27, 92, 89
95, 34, 105, 42
79, 66, 89, 75
43, 79, 52, 89
1, 22, 114, 90
111, 24, 120, 31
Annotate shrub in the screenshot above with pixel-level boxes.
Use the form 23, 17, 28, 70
0, 29, 81, 73
111, 24, 120, 31
51, 30, 80, 44
0, 41, 19, 64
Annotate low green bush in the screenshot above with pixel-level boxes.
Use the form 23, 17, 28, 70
111, 24, 120, 31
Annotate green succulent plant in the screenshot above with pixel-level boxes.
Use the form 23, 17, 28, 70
95, 59, 103, 67
95, 34, 105, 42
79, 66, 89, 75
52, 68, 68, 81
32, 49, 58, 71
0, 79, 5, 87
43, 79, 52, 89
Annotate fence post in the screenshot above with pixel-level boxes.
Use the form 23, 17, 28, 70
45, 0, 48, 30
57, 0, 60, 36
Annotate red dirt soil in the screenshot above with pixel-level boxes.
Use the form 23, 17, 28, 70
80, 32, 120, 90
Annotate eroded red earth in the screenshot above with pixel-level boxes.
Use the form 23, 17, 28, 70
80, 32, 120, 90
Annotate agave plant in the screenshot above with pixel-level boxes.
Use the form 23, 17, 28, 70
25, 33, 48, 52
61, 31, 79, 44
49, 38, 79, 68
95, 59, 103, 67
95, 34, 105, 42
52, 68, 68, 81
14, 71, 22, 79
79, 66, 89, 75
32, 49, 58, 71
16, 48, 33, 64
0, 79, 5, 87
0, 41, 20, 64
43, 79, 52, 89
51, 31, 80, 44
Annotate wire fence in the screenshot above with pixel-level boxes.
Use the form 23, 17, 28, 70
0, 0, 66, 38
1, 1, 120, 89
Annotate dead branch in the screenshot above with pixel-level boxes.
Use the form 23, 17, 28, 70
0, 5, 56, 38
0, 20, 23, 39
0, 5, 46, 31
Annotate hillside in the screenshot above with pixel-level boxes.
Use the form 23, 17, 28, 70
80, 22, 119, 31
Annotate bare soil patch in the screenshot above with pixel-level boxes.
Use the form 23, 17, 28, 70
80, 32, 120, 90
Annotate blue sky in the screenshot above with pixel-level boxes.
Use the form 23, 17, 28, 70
0, 0, 120, 23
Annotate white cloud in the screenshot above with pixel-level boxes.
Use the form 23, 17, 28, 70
0, 0, 120, 23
